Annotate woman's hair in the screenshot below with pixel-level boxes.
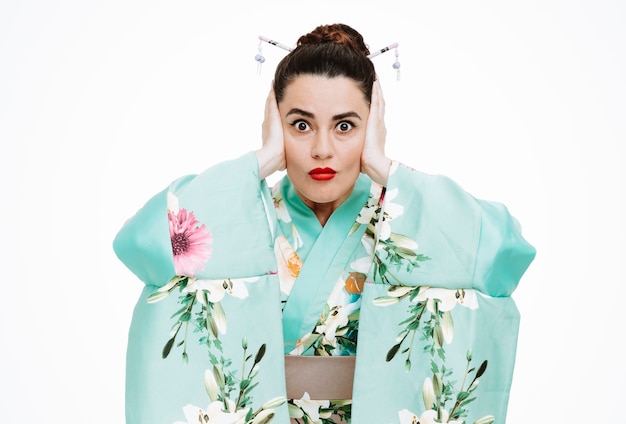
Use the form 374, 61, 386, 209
274, 23, 376, 104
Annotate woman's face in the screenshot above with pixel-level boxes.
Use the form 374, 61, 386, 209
278, 75, 369, 212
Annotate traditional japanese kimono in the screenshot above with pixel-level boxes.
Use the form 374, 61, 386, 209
113, 152, 535, 424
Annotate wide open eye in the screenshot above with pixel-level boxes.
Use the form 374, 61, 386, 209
336, 121, 354, 133
292, 120, 311, 132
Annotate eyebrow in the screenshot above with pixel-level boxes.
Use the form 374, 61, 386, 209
285, 108, 362, 121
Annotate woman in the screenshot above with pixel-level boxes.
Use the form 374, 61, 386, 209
114, 24, 535, 424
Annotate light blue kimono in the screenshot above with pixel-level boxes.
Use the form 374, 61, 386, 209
113, 152, 535, 424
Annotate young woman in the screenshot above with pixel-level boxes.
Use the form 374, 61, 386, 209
114, 24, 535, 424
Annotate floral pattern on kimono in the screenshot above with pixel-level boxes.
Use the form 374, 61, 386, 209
113, 152, 535, 424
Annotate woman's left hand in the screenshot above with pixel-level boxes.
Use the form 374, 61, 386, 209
361, 79, 392, 186
256, 82, 286, 180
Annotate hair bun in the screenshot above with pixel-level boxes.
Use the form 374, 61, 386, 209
297, 23, 370, 56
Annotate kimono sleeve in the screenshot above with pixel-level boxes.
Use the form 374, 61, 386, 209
112, 151, 276, 287
383, 161, 535, 296
353, 163, 535, 422
472, 198, 536, 296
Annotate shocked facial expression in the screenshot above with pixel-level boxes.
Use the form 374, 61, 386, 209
279, 75, 370, 212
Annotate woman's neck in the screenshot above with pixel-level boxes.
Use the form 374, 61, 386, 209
308, 203, 335, 227
296, 186, 356, 227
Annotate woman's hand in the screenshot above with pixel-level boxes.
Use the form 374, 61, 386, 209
361, 79, 392, 186
255, 82, 286, 180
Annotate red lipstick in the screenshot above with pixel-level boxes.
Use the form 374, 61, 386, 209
309, 167, 336, 181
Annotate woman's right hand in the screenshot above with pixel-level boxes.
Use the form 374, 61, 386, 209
255, 82, 286, 180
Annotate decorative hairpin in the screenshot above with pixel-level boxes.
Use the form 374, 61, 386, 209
255, 35, 401, 79
394, 46, 401, 81
367, 42, 398, 59
368, 42, 400, 80
255, 36, 292, 74
259, 36, 293, 53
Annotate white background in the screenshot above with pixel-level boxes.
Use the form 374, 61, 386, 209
1, 0, 624, 422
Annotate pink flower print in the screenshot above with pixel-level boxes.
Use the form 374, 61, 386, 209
168, 208, 213, 276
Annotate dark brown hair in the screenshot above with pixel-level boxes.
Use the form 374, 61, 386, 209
274, 23, 376, 104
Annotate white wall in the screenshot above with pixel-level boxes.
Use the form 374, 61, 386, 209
1, 1, 624, 422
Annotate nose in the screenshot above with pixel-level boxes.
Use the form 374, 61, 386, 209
311, 131, 334, 160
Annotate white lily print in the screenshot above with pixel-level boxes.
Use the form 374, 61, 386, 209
355, 184, 384, 225
272, 185, 302, 249
274, 235, 302, 296
418, 409, 462, 424
315, 305, 349, 347
183, 277, 255, 303
375, 187, 405, 241
413, 287, 479, 312
293, 392, 330, 424
398, 408, 462, 424
174, 400, 249, 424
289, 273, 361, 355
355, 184, 405, 242
398, 409, 419, 424
271, 185, 291, 223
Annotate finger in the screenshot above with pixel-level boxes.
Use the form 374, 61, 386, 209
265, 81, 276, 116
373, 79, 385, 119
370, 78, 379, 111
268, 83, 283, 121
369, 79, 380, 118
